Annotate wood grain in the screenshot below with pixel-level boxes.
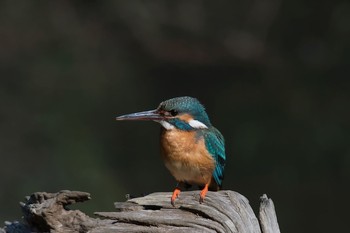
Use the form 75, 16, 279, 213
2, 190, 280, 233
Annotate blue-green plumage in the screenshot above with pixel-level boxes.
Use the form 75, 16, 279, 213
168, 118, 194, 131
203, 127, 225, 187
116, 96, 227, 204
158, 96, 226, 188
159, 97, 211, 128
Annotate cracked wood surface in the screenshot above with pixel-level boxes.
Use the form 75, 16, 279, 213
1, 190, 280, 233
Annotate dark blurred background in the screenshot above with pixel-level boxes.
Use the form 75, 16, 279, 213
1, 1, 349, 232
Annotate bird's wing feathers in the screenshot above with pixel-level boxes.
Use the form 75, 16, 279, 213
203, 127, 226, 187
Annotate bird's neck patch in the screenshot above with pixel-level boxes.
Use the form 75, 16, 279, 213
156, 113, 208, 131
157, 120, 175, 130
179, 114, 208, 129
188, 119, 208, 129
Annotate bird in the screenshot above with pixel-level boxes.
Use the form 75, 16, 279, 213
115, 96, 226, 206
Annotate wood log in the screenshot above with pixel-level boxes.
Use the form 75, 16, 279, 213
1, 190, 280, 233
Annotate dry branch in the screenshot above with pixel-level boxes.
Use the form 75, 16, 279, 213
2, 190, 280, 233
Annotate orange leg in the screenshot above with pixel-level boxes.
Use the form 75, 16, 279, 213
171, 187, 181, 207
199, 183, 209, 203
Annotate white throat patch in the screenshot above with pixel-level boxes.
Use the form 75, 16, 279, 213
156, 120, 175, 130
188, 119, 208, 129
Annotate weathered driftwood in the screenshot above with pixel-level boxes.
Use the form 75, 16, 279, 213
2, 190, 280, 233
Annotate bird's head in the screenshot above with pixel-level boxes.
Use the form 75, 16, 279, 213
116, 96, 211, 131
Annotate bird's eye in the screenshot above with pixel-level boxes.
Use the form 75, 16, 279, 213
169, 109, 178, 116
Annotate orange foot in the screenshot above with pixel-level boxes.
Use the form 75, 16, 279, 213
199, 183, 209, 204
171, 187, 181, 207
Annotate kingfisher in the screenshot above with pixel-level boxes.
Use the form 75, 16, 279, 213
116, 96, 226, 206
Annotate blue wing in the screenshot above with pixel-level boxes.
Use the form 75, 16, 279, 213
203, 127, 226, 187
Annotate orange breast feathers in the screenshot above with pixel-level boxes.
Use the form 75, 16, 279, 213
160, 129, 215, 186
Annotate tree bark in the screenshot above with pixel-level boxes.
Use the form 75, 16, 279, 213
1, 190, 280, 233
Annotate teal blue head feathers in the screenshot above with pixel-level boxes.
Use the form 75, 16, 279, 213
116, 96, 212, 131
157, 96, 212, 130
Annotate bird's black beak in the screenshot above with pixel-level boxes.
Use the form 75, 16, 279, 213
116, 109, 164, 121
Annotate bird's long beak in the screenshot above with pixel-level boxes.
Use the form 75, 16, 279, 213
116, 109, 164, 121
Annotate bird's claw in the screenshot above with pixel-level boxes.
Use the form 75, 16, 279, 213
171, 199, 176, 207
171, 188, 181, 207
199, 195, 205, 204
199, 183, 209, 204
